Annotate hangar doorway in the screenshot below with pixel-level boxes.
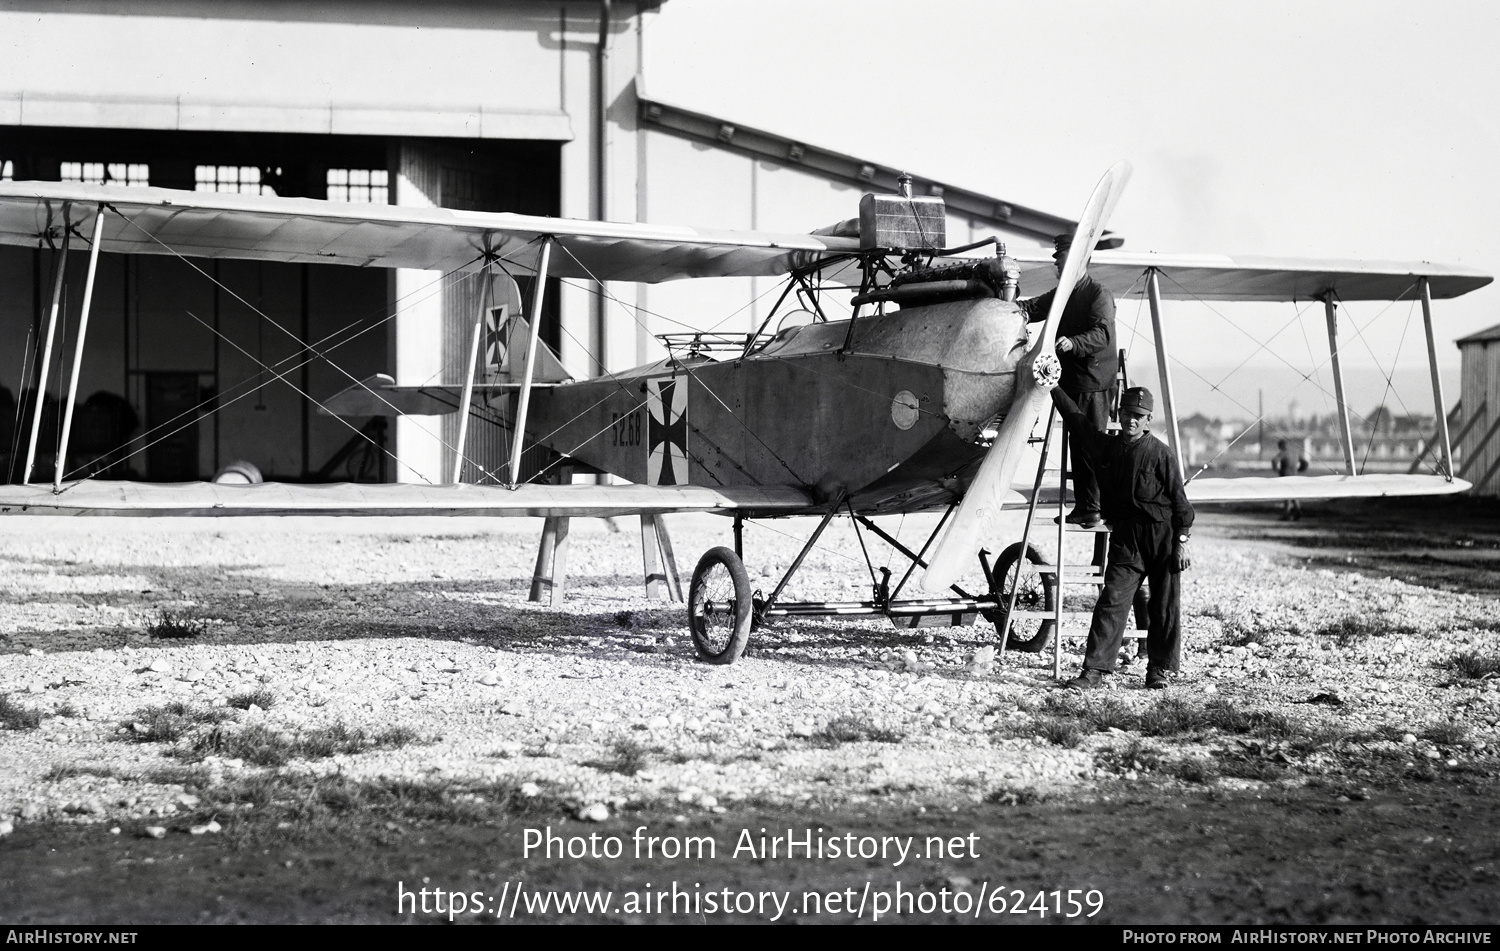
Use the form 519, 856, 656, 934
0, 128, 560, 483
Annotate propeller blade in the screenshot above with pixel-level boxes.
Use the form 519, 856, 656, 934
920, 161, 1131, 593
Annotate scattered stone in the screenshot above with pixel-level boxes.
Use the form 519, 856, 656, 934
478, 673, 501, 687
148, 659, 173, 674
0, 820, 13, 837
792, 721, 815, 738
578, 802, 609, 822
144, 826, 167, 839
519, 783, 540, 798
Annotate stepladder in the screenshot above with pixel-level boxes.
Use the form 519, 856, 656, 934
997, 402, 1151, 678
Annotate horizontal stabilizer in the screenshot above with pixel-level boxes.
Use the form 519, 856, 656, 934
321, 374, 459, 417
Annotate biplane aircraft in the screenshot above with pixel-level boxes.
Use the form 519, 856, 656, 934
0, 165, 1488, 670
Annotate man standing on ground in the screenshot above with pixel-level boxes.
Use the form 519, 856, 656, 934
1041, 383, 1195, 690
1020, 234, 1118, 528
1271, 438, 1308, 520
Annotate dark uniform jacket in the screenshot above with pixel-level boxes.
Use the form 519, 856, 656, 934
1020, 275, 1118, 393
1052, 389, 1195, 534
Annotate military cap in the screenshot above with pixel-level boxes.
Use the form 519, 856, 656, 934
1120, 386, 1154, 415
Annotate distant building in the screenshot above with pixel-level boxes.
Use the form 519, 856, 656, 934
1457, 322, 1500, 496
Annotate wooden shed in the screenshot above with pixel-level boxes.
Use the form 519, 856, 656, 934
1457, 322, 1500, 496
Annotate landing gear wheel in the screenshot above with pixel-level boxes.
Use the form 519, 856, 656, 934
688, 546, 753, 664
990, 542, 1057, 653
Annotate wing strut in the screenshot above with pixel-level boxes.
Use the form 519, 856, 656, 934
452, 256, 494, 485
55, 205, 108, 492
23, 208, 71, 484
1418, 278, 1455, 480
1145, 268, 1185, 475
1321, 294, 1358, 475
508, 237, 553, 488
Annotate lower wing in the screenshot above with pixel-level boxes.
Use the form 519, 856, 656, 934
0, 481, 815, 518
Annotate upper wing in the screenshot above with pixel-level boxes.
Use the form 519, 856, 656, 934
1012, 249, 1492, 301
0, 481, 816, 518
0, 181, 859, 283
3, 183, 1488, 296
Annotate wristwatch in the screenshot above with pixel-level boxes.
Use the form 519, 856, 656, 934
1177, 534, 1190, 544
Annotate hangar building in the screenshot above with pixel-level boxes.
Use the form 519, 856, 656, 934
0, 0, 1070, 485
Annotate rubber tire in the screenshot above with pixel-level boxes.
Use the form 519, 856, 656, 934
688, 546, 753, 664
992, 542, 1058, 653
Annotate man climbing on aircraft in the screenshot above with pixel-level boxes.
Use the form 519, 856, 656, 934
1020, 233, 1118, 529
1040, 383, 1194, 691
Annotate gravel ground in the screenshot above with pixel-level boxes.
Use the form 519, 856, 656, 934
1, 505, 1497, 835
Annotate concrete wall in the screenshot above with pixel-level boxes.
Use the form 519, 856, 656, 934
0, 1, 577, 141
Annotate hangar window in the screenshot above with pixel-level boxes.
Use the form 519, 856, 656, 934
326, 168, 388, 204
61, 162, 149, 186
1, 160, 11, 181
195, 165, 276, 196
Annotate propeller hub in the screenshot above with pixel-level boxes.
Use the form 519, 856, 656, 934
1032, 352, 1062, 391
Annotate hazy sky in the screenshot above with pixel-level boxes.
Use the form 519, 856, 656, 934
641, 0, 1499, 393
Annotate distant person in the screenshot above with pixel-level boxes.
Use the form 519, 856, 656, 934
1041, 383, 1194, 691
1020, 233, 1117, 529
1271, 438, 1308, 520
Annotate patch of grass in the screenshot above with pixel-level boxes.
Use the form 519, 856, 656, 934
191, 773, 571, 843
53, 702, 80, 718
1437, 651, 1500, 680
122, 702, 235, 743
0, 694, 44, 731
227, 689, 276, 711
1313, 612, 1420, 645
147, 611, 205, 640
1217, 616, 1266, 648
586, 738, 652, 776
808, 714, 905, 748
180, 721, 423, 767
1039, 693, 1133, 732
1044, 693, 1301, 742
613, 611, 635, 628
1211, 748, 1287, 782
1033, 716, 1083, 748
986, 784, 1047, 806
138, 764, 217, 788
1419, 722, 1468, 747
1162, 757, 1216, 784
1094, 738, 1162, 775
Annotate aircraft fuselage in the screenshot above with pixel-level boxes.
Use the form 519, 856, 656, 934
528, 298, 1035, 515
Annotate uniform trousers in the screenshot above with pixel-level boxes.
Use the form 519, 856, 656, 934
1082, 519, 1181, 673
1065, 389, 1110, 518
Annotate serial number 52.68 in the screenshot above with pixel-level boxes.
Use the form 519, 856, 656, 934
611, 411, 642, 447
